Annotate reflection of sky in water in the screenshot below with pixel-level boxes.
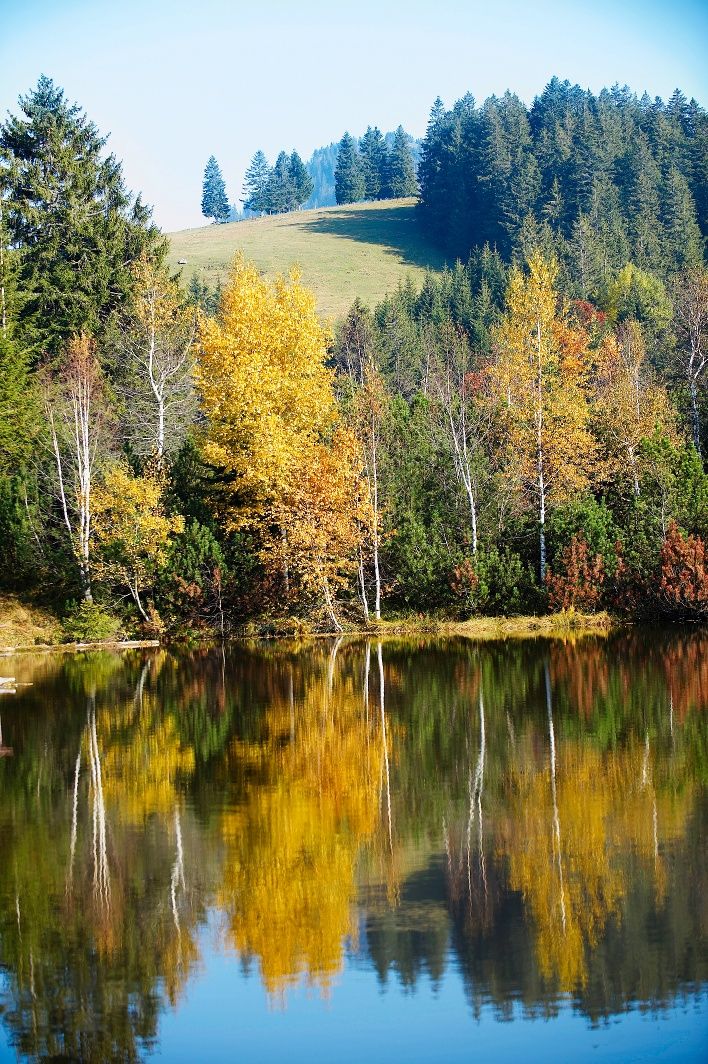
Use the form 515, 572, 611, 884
0, 911, 704, 1061
153, 917, 707, 1064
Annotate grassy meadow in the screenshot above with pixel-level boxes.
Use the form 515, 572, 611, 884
168, 198, 447, 320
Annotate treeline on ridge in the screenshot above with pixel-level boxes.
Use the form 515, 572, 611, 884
417, 77, 708, 287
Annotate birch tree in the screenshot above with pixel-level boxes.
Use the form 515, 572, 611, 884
337, 305, 388, 622
491, 253, 596, 582
592, 322, 678, 498
430, 322, 492, 556
671, 267, 708, 453
92, 462, 184, 623
43, 333, 109, 601
117, 257, 197, 465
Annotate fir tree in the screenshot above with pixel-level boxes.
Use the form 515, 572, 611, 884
265, 151, 294, 213
242, 150, 272, 214
201, 155, 230, 224
662, 166, 704, 270
0, 76, 164, 356
334, 133, 365, 205
386, 126, 417, 199
359, 126, 387, 200
288, 151, 314, 208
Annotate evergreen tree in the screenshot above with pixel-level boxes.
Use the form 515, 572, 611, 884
201, 155, 230, 224
242, 150, 272, 214
288, 151, 314, 209
662, 166, 704, 270
359, 126, 387, 200
265, 151, 294, 213
334, 133, 365, 205
386, 126, 417, 199
0, 76, 164, 357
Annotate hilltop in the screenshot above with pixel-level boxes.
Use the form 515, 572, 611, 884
168, 198, 447, 320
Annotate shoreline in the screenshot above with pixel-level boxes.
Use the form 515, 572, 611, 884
0, 611, 617, 655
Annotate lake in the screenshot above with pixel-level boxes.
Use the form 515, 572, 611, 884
0, 633, 705, 1062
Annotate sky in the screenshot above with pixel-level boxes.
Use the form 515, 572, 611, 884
2, 0, 707, 232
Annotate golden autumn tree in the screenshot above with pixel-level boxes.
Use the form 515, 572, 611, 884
197, 256, 335, 501
92, 463, 184, 623
197, 256, 370, 623
265, 428, 372, 631
592, 321, 679, 498
491, 253, 596, 581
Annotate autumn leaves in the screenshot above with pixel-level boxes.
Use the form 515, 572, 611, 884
197, 258, 372, 630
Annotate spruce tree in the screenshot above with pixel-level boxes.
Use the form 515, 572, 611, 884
359, 126, 387, 199
0, 76, 164, 356
288, 151, 314, 208
662, 166, 704, 270
386, 126, 417, 199
265, 151, 294, 213
201, 155, 230, 224
242, 150, 272, 214
334, 133, 365, 205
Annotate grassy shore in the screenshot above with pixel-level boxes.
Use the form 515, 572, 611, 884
0, 592, 615, 654
168, 198, 447, 320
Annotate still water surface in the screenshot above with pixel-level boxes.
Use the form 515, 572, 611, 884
0, 633, 705, 1062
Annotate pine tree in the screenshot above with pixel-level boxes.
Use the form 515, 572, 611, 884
288, 151, 314, 209
0, 76, 164, 356
359, 127, 387, 200
386, 126, 417, 199
201, 155, 230, 224
334, 134, 365, 205
242, 150, 272, 214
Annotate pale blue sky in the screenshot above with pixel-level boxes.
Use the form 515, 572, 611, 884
2, 0, 707, 232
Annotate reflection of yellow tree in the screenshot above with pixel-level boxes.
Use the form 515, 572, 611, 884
97, 661, 195, 824
501, 726, 699, 991
219, 645, 390, 998
501, 739, 625, 991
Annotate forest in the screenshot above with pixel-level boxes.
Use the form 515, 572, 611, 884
0, 75, 706, 642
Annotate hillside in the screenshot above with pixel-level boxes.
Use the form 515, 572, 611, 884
168, 198, 447, 320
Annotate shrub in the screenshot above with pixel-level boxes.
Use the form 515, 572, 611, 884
655, 522, 708, 621
451, 546, 536, 616
546, 533, 606, 612
61, 601, 121, 643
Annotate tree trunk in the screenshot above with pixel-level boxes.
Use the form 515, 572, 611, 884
322, 576, 342, 633
358, 546, 370, 624
371, 420, 382, 620
690, 377, 701, 454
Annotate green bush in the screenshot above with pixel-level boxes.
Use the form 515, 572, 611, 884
61, 600, 121, 643
452, 546, 538, 616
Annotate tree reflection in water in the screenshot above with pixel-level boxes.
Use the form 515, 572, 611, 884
0, 631, 704, 1057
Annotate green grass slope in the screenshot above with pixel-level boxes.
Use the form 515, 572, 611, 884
168, 198, 447, 320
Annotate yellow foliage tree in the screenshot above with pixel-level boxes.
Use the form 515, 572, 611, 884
197, 257, 370, 623
93, 463, 184, 623
265, 427, 372, 630
491, 253, 597, 581
592, 321, 679, 497
197, 256, 335, 502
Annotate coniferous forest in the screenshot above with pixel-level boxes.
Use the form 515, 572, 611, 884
1, 75, 707, 642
